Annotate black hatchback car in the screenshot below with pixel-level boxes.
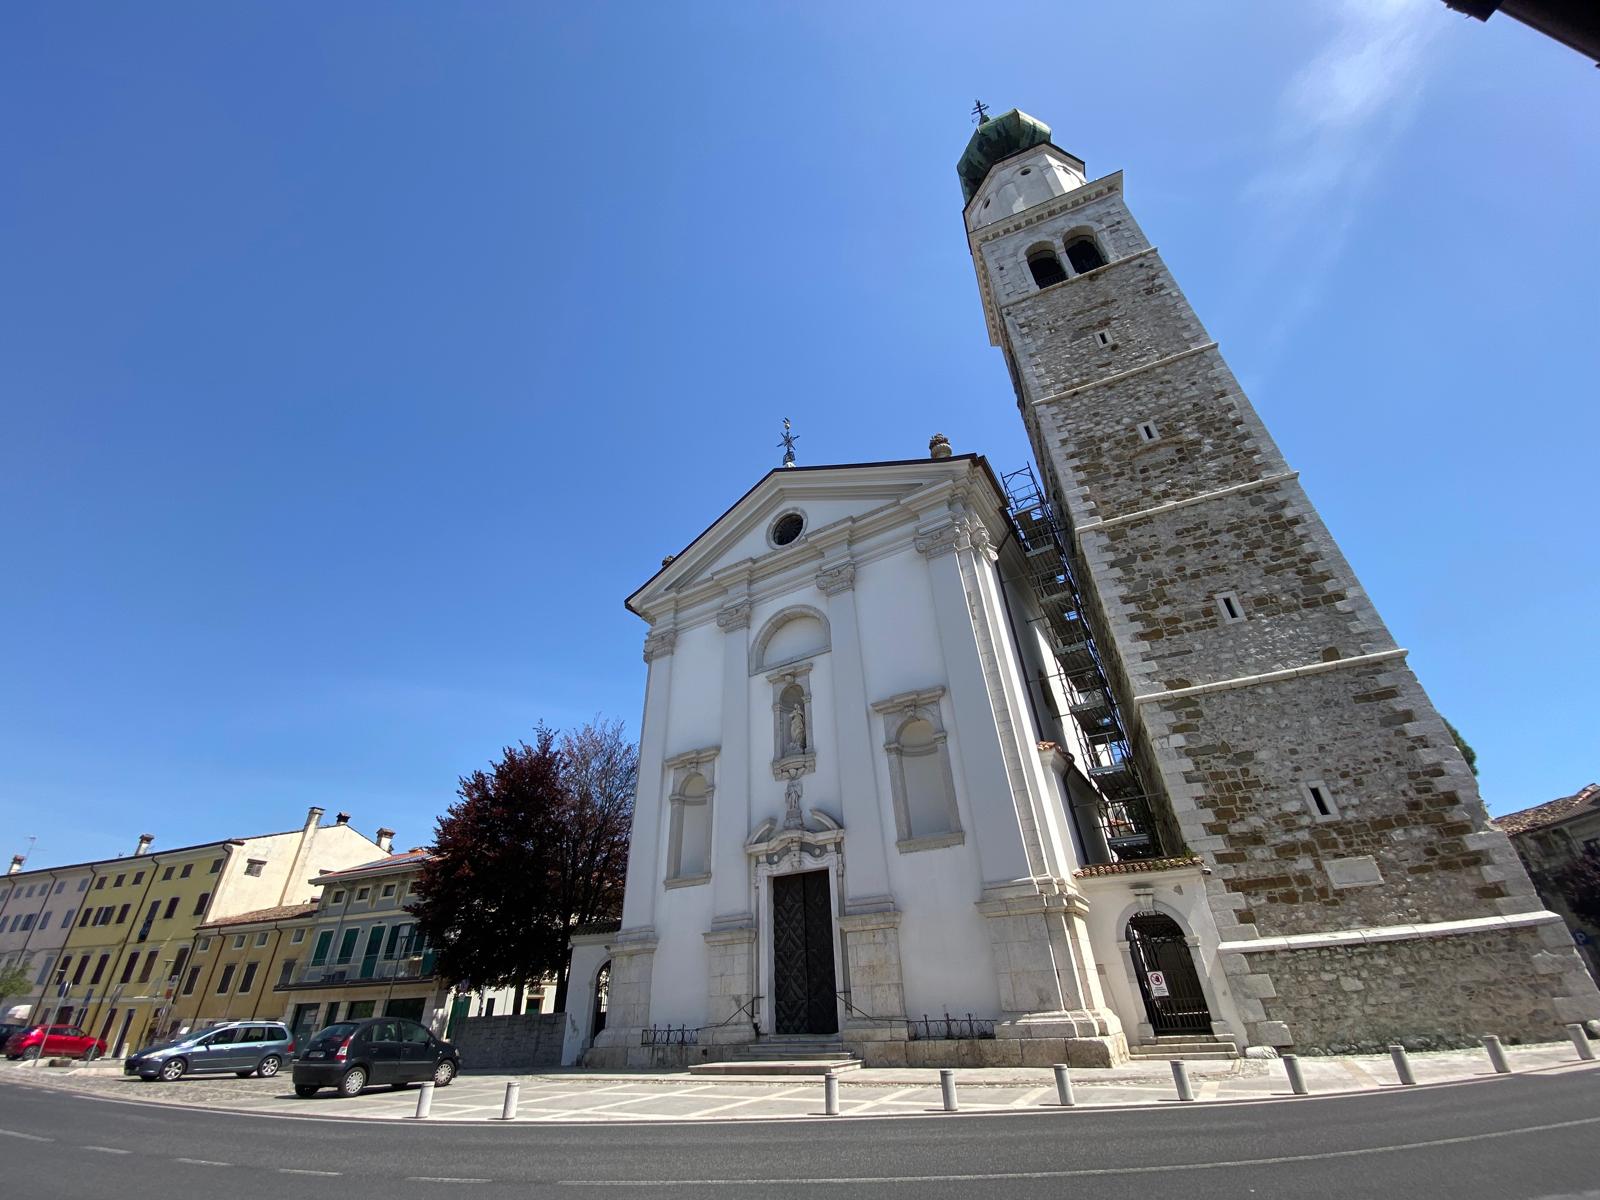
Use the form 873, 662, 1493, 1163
291, 1017, 459, 1098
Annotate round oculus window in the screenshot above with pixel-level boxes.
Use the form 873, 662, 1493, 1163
770, 512, 805, 546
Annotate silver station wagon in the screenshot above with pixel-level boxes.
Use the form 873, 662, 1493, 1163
124, 1020, 294, 1082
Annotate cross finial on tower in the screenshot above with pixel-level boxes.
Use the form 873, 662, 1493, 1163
778, 417, 799, 468
971, 99, 990, 125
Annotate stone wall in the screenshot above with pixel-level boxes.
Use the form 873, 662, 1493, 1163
450, 1013, 564, 1072
1243, 923, 1595, 1053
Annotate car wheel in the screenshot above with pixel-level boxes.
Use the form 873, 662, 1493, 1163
21, 1047, 40, 1062
158, 1057, 187, 1082
338, 1066, 368, 1097
83, 1046, 99, 1062
433, 1059, 456, 1088
257, 1055, 282, 1078
294, 1084, 319, 1098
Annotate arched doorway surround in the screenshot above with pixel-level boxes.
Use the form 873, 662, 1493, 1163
1124, 911, 1211, 1035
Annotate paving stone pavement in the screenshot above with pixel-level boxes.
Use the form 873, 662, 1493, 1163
2, 1039, 1594, 1124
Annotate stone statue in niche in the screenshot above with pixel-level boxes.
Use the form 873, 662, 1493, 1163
783, 775, 805, 830
786, 706, 807, 755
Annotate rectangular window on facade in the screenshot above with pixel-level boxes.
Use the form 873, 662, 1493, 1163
290, 928, 306, 944
381, 883, 396, 899
192, 892, 210, 917
215, 964, 236, 994
232, 934, 246, 950
277, 959, 298, 988
1303, 781, 1340, 821
1215, 591, 1245, 624
115, 904, 130, 923
336, 928, 360, 964
163, 897, 179, 920
119, 953, 138, 984
54, 881, 64, 894
34, 954, 56, 985
209, 859, 223, 874
161, 867, 174, 881
170, 947, 189, 982
244, 859, 265, 878
72, 957, 90, 985
180, 864, 192, 879
254, 931, 269, 948
238, 962, 258, 994
356, 887, 370, 902
90, 954, 110, 985
183, 966, 201, 995
331, 890, 346, 904
196, 937, 211, 953
1138, 420, 1159, 441
874, 688, 964, 851
94, 877, 106, 890
61, 910, 75, 928
131, 872, 143, 886
78, 878, 88, 891
95, 907, 113, 926
113, 874, 125, 888
138, 951, 158, 984
311, 930, 333, 966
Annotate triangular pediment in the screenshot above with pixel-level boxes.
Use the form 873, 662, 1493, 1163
628, 455, 993, 616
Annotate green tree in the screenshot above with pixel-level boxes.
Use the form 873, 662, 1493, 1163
410, 718, 636, 1013
0, 964, 31, 1007
1445, 719, 1478, 777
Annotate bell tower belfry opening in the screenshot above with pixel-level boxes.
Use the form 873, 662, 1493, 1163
961, 108, 1600, 1053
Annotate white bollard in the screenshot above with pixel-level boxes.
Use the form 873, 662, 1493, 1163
1388, 1044, 1416, 1086
501, 1080, 521, 1120
1170, 1059, 1194, 1102
824, 1070, 839, 1116
414, 1081, 435, 1119
1052, 1063, 1076, 1107
1482, 1035, 1511, 1075
939, 1068, 958, 1112
1567, 1024, 1596, 1062
1282, 1053, 1309, 1096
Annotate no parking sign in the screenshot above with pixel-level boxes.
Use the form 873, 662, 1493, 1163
1146, 970, 1169, 998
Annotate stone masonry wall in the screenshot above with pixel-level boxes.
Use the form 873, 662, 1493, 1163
451, 1013, 564, 1072
1244, 924, 1593, 1053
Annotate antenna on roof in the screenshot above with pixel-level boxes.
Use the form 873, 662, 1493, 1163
778, 417, 799, 468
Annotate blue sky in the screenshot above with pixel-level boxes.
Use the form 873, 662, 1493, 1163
2, 2, 1595, 864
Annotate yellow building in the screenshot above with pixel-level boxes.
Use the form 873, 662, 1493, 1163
169, 903, 316, 1030
58, 808, 388, 1055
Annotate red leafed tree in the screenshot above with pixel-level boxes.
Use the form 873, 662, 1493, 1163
410, 719, 635, 1011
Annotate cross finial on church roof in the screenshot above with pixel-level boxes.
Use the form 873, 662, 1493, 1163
778, 417, 799, 468
971, 99, 990, 125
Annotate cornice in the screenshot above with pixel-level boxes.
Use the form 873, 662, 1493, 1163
968, 169, 1125, 251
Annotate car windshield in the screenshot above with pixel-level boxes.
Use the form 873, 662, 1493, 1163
307, 1022, 360, 1050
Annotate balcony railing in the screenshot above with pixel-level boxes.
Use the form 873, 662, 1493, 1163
284, 953, 437, 989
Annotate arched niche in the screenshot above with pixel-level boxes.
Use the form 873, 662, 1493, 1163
749, 605, 831, 676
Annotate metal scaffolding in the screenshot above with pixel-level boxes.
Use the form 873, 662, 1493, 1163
1001, 463, 1162, 862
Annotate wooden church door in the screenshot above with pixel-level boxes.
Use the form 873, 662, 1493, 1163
771, 870, 838, 1035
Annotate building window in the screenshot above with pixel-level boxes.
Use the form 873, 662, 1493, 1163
60, 910, 74, 928
277, 959, 297, 988
254, 931, 269, 948
34, 955, 56, 985
72, 958, 90, 985
180, 864, 192, 879
131, 872, 143, 886
311, 930, 334, 966
1027, 245, 1067, 288
664, 749, 716, 886
290, 928, 306, 945
90, 954, 110, 985
1303, 781, 1340, 821
77, 877, 88, 891
192, 892, 211, 917
215, 964, 236, 994
769, 511, 806, 547
381, 884, 396, 899
164, 897, 179, 920
336, 929, 360, 964
115, 904, 130, 924
161, 867, 174, 882
331, 890, 346, 905
873, 686, 964, 851
138, 951, 159, 984
1215, 591, 1245, 624
237, 962, 258, 994
170, 947, 189, 982
209, 859, 223, 874
356, 888, 370, 902
232, 934, 246, 950
77, 908, 93, 928
196, 937, 211, 953
119, 953, 139, 985
182, 966, 201, 995
113, 874, 125, 888
1065, 234, 1107, 274
94, 877, 107, 890
244, 859, 265, 878
1137, 420, 1159, 442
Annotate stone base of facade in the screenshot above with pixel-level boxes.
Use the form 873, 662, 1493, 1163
1223, 915, 1600, 1053
853, 1032, 1125, 1068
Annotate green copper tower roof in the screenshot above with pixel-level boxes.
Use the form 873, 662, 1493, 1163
957, 109, 1053, 204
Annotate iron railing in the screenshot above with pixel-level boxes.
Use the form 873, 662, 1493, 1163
906, 1013, 996, 1041
641, 1025, 698, 1047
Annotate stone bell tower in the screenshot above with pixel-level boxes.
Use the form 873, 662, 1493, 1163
960, 109, 1600, 1051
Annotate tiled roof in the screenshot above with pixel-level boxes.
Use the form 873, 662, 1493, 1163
313, 848, 432, 885
1074, 855, 1205, 878
1493, 784, 1600, 837
197, 902, 318, 931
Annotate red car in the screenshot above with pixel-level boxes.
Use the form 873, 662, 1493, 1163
3, 1024, 108, 1061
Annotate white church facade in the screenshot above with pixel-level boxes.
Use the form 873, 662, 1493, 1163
564, 447, 1241, 1068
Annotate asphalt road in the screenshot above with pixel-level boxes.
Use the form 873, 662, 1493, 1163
2, 1067, 1598, 1199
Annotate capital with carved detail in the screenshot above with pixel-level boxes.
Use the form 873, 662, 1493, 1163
716, 599, 753, 631
642, 627, 678, 662
815, 562, 856, 596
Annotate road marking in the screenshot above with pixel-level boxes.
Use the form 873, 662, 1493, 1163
278, 1168, 342, 1176
847, 1087, 920, 1115
561, 1112, 1600, 1187
1009, 1086, 1052, 1109
175, 1157, 233, 1166
0, 1129, 52, 1142
82, 1145, 132, 1154
679, 1085, 809, 1119
407, 1177, 490, 1184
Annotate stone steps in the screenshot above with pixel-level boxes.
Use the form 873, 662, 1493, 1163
688, 1058, 862, 1076
1128, 1035, 1239, 1062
